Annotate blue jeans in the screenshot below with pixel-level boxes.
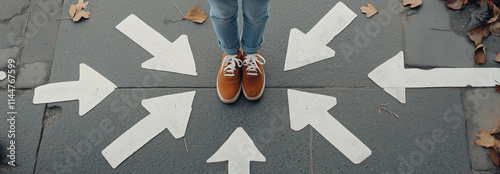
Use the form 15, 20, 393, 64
208, 0, 270, 55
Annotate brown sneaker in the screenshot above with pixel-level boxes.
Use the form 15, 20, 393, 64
242, 51, 266, 101
217, 51, 243, 104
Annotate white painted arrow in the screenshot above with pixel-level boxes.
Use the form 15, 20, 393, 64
102, 91, 196, 169
287, 89, 372, 164
116, 14, 197, 76
207, 127, 265, 174
33, 64, 116, 116
284, 2, 357, 71
368, 51, 500, 103
0, 71, 6, 80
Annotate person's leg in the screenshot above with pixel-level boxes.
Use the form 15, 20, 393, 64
208, 0, 240, 55
241, 0, 270, 54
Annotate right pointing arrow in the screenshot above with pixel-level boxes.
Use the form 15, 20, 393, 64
284, 2, 357, 71
116, 14, 197, 76
102, 91, 196, 169
207, 127, 265, 174
287, 89, 372, 164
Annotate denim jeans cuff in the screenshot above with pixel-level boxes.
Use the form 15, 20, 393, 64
241, 42, 262, 55
220, 44, 240, 55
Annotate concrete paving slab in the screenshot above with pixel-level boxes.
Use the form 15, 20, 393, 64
48, 0, 403, 88
33, 87, 469, 173
463, 89, 500, 173
403, 0, 476, 68
0, 13, 27, 48
0, 90, 45, 173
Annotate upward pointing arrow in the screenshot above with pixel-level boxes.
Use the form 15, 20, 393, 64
368, 51, 500, 103
33, 64, 117, 116
207, 127, 265, 174
102, 91, 196, 169
116, 14, 197, 76
284, 2, 357, 71
288, 89, 372, 164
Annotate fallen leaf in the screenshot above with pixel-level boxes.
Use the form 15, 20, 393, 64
467, 24, 490, 46
493, 119, 500, 139
184, 4, 208, 23
491, 147, 500, 167
478, 0, 487, 7
487, 1, 500, 23
491, 21, 500, 36
360, 4, 378, 18
475, 44, 486, 64
403, 0, 422, 8
495, 52, 500, 63
476, 129, 495, 147
496, 84, 500, 92
446, 0, 465, 9
68, 0, 90, 22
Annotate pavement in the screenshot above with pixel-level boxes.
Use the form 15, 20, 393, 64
0, 0, 499, 173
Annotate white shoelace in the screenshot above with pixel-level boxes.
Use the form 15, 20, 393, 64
221, 55, 242, 77
243, 54, 266, 76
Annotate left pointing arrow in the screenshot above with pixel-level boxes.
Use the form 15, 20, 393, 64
207, 127, 265, 174
284, 2, 357, 71
116, 14, 197, 76
33, 63, 117, 116
102, 91, 196, 169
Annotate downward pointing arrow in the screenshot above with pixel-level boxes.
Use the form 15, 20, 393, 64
116, 14, 197, 76
102, 91, 196, 169
284, 2, 357, 71
33, 64, 117, 116
287, 89, 372, 164
207, 127, 265, 174
368, 51, 500, 103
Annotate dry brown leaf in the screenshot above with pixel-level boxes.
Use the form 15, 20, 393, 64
403, 0, 423, 8
491, 22, 500, 36
491, 147, 500, 167
478, 0, 486, 7
495, 52, 500, 63
184, 4, 208, 23
475, 44, 486, 64
360, 4, 378, 18
496, 84, 500, 92
487, 1, 500, 23
476, 129, 496, 147
468, 24, 490, 46
446, 0, 465, 9
493, 119, 500, 139
68, 0, 90, 22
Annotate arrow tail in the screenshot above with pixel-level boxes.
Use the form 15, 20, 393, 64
405, 68, 500, 88
228, 161, 250, 174
102, 113, 166, 169
33, 81, 82, 104
116, 14, 171, 56
312, 113, 372, 164
308, 2, 357, 45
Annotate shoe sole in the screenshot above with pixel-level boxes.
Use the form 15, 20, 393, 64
242, 74, 265, 101
217, 76, 241, 104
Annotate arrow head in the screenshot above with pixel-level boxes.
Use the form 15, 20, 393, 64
207, 127, 265, 163
284, 28, 336, 71
368, 51, 407, 103
141, 91, 196, 139
141, 35, 198, 76
287, 89, 337, 131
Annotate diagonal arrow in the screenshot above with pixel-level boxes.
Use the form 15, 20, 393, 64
284, 2, 357, 71
207, 127, 265, 174
116, 14, 197, 76
33, 63, 117, 116
287, 89, 372, 164
101, 91, 196, 169
368, 51, 500, 103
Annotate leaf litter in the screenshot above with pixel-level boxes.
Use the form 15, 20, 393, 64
360, 4, 378, 18
69, 0, 90, 22
403, 0, 423, 8
170, 4, 208, 24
